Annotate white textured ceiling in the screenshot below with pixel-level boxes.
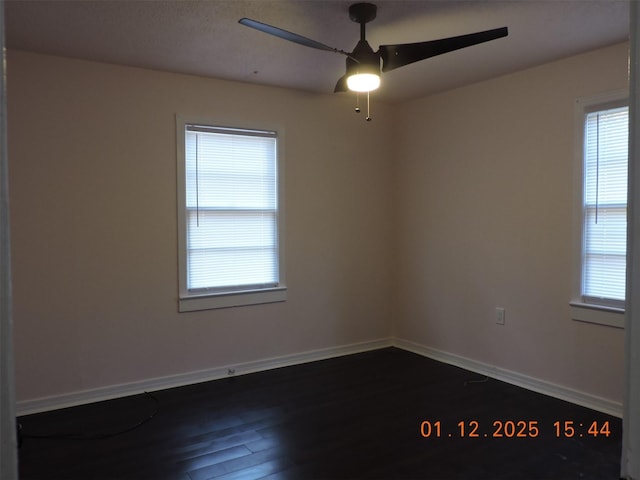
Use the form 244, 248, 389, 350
4, 0, 631, 103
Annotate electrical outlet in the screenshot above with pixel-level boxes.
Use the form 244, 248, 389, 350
496, 307, 506, 325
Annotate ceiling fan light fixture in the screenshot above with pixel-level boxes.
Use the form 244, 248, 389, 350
344, 43, 381, 93
347, 72, 380, 92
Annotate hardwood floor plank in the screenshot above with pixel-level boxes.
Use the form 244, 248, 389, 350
175, 445, 254, 472
186, 448, 288, 480
206, 457, 295, 480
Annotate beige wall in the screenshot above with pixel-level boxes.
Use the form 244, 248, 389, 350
393, 42, 628, 403
7, 50, 394, 402
7, 42, 630, 407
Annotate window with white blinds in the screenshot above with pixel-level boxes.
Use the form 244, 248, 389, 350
177, 119, 286, 312
581, 105, 628, 308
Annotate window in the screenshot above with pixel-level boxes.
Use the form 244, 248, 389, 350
177, 117, 286, 312
571, 91, 628, 327
582, 105, 628, 306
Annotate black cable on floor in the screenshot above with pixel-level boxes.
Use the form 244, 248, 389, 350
464, 375, 489, 387
19, 391, 159, 442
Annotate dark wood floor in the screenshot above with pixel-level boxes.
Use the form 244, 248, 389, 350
17, 348, 621, 479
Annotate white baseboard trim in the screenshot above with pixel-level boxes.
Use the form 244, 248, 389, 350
16, 337, 392, 416
18, 337, 622, 419
393, 337, 623, 418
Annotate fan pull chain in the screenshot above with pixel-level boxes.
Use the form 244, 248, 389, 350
353, 92, 372, 122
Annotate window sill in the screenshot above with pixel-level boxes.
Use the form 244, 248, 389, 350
569, 301, 625, 329
179, 287, 287, 312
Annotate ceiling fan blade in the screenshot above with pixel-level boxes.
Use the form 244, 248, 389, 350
334, 74, 348, 93
239, 18, 345, 54
379, 26, 508, 72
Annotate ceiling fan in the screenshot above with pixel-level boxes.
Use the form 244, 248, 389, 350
239, 3, 508, 120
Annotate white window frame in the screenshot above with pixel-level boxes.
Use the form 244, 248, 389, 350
571, 90, 627, 328
176, 115, 286, 312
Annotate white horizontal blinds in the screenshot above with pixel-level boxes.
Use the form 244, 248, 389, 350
185, 125, 278, 292
582, 106, 628, 304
